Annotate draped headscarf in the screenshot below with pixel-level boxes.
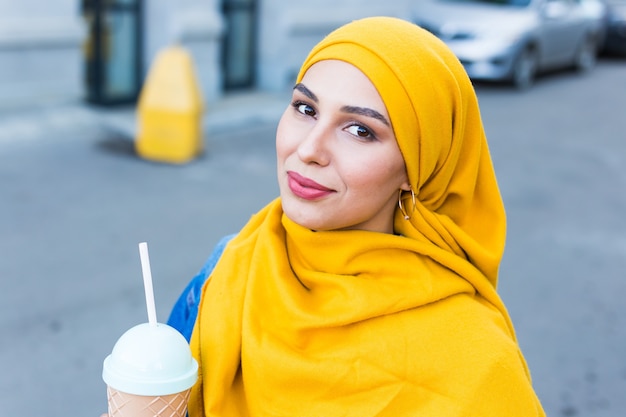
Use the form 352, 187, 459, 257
189, 16, 544, 417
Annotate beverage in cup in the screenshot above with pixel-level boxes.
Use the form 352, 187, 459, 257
102, 242, 198, 417
102, 322, 198, 417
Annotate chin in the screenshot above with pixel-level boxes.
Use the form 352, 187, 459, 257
284, 212, 324, 231
281, 206, 327, 231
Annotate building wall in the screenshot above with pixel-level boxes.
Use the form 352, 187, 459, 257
144, 0, 223, 104
0, 0, 85, 107
0, 0, 224, 108
256, 1, 413, 93
0, 1, 413, 109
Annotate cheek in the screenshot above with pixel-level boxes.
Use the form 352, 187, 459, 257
275, 112, 298, 163
342, 151, 406, 193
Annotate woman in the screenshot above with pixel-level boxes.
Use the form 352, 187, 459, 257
170, 16, 545, 416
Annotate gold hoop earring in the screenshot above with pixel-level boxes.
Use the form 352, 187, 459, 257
398, 187, 416, 220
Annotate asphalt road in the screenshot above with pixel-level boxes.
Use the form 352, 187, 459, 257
1, 58, 625, 417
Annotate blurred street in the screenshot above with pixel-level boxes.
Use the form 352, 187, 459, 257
1, 59, 626, 417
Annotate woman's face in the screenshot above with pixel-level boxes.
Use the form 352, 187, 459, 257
276, 59, 410, 234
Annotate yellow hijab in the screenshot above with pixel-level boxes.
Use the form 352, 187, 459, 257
189, 16, 544, 417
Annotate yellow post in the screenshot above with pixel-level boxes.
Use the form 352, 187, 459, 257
136, 45, 204, 164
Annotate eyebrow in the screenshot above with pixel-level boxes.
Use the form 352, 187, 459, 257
293, 83, 390, 127
340, 105, 390, 127
294, 83, 318, 102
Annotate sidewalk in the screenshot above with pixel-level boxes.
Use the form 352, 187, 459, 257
0, 90, 290, 145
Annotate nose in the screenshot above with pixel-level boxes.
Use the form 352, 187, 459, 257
297, 120, 332, 166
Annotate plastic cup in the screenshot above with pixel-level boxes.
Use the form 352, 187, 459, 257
102, 322, 198, 417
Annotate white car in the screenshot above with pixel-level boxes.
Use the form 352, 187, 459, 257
413, 0, 605, 89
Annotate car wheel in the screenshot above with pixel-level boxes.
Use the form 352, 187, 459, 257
574, 36, 597, 73
512, 47, 537, 90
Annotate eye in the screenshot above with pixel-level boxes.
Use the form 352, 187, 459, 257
292, 101, 316, 117
346, 124, 375, 139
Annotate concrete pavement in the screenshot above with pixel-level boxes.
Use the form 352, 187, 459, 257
0, 90, 289, 417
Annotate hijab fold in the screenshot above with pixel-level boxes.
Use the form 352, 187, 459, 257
189, 16, 544, 417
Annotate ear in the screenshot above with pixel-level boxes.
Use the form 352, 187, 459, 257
399, 180, 412, 192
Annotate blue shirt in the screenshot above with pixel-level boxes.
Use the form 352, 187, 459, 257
167, 234, 235, 341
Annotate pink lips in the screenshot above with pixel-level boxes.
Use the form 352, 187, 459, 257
287, 171, 334, 200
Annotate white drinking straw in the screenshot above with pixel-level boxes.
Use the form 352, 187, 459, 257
138, 242, 158, 326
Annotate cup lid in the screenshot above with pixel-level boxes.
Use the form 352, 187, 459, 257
102, 322, 198, 396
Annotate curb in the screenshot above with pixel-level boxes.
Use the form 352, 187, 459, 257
0, 92, 289, 145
